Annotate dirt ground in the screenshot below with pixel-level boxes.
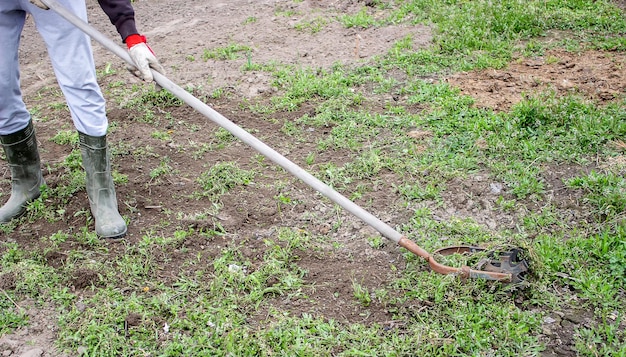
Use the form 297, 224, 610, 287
1, 0, 625, 356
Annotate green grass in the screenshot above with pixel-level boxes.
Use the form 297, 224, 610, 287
2, 0, 626, 355
294, 17, 328, 33
202, 43, 252, 61
195, 162, 256, 201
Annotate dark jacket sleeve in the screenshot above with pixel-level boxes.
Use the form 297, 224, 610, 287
97, 0, 139, 42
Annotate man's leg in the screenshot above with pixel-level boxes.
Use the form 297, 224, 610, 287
0, 3, 31, 135
31, 1, 127, 238
29, 0, 107, 136
0, 4, 45, 223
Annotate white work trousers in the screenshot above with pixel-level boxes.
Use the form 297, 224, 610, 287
0, 0, 108, 136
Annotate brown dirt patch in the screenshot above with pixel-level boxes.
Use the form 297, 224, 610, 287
0, 273, 17, 291
446, 50, 626, 111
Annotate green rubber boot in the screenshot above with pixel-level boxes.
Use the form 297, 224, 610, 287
79, 132, 127, 239
0, 121, 45, 224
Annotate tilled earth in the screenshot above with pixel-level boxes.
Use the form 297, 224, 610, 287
1, 0, 625, 356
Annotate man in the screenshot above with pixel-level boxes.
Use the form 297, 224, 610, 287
0, 0, 164, 238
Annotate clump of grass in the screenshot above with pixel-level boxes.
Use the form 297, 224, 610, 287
196, 162, 255, 200
294, 17, 328, 33
202, 43, 252, 61
566, 170, 626, 220
340, 8, 377, 29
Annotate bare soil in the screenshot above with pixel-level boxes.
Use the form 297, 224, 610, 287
1, 0, 625, 356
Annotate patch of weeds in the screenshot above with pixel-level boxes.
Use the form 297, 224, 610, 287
521, 39, 547, 57
495, 196, 517, 211
1, 243, 25, 265
202, 43, 252, 61
112, 170, 128, 186
383, 0, 626, 72
317, 115, 382, 151
25, 185, 56, 223
305, 152, 315, 165
123, 86, 182, 108
483, 93, 625, 199
50, 130, 79, 145
344, 148, 392, 179
0, 293, 28, 334
1, 254, 66, 301
0, 221, 17, 234
118, 86, 181, 123
274, 7, 300, 17
139, 228, 194, 249
52, 149, 87, 199
521, 205, 563, 233
243, 16, 257, 25
70, 226, 102, 248
533, 225, 625, 309
341, 9, 377, 29
190, 141, 211, 159
48, 101, 68, 111
294, 17, 327, 33
551, 92, 624, 150
396, 181, 442, 202
280, 120, 302, 138
366, 235, 385, 249
149, 157, 174, 184
96, 62, 117, 78
56, 229, 312, 356
270, 65, 365, 111
574, 317, 626, 356
491, 161, 546, 199
209, 87, 225, 99
150, 130, 172, 141
274, 192, 296, 214
566, 170, 626, 221
318, 162, 354, 190
195, 162, 255, 200
389, 271, 543, 355
352, 279, 372, 306
47, 231, 70, 245
242, 51, 259, 71
107, 80, 125, 89
214, 127, 237, 147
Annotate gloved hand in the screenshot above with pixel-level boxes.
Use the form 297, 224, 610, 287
29, 0, 49, 9
126, 34, 165, 82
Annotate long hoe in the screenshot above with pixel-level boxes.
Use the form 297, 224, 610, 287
42, 0, 528, 284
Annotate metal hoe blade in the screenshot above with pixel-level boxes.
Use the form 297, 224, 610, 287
433, 246, 529, 284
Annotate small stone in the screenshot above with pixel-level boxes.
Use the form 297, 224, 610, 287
75, 301, 86, 313
228, 264, 244, 274
489, 182, 503, 194
543, 316, 557, 324
77, 346, 88, 355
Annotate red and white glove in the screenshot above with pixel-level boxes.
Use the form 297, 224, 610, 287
29, 0, 49, 9
126, 34, 165, 82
